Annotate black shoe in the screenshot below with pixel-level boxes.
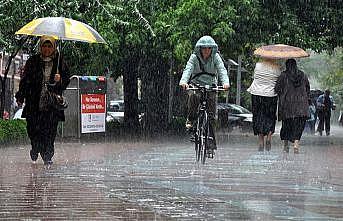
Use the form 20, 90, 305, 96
44, 160, 53, 165
185, 120, 193, 130
283, 145, 289, 153
30, 150, 38, 162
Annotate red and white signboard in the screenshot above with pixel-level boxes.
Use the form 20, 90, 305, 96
81, 94, 106, 133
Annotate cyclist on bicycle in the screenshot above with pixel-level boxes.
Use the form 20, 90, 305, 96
179, 35, 230, 152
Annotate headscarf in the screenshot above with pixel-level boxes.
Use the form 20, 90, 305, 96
39, 35, 57, 59
285, 58, 303, 88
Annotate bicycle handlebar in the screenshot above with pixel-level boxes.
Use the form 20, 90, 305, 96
186, 83, 227, 92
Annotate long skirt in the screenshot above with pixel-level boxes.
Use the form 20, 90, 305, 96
280, 117, 307, 142
251, 95, 277, 136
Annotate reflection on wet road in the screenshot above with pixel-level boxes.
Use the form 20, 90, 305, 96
0, 136, 343, 220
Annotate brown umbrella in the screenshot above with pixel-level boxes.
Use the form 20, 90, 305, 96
253, 44, 309, 59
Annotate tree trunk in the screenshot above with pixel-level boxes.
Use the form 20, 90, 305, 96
122, 58, 140, 135
0, 54, 14, 119
141, 56, 170, 137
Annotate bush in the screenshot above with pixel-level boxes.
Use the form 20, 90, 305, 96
0, 119, 28, 145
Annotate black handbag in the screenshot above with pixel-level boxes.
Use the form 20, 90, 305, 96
39, 85, 68, 111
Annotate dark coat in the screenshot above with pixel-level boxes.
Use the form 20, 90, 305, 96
15, 53, 70, 121
274, 70, 310, 120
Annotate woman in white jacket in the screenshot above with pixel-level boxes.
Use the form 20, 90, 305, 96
247, 58, 281, 151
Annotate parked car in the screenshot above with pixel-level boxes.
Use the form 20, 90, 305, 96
217, 103, 253, 132
108, 100, 124, 112
107, 100, 124, 123
106, 111, 124, 123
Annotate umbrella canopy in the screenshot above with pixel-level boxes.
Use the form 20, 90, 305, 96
15, 17, 106, 44
253, 44, 309, 59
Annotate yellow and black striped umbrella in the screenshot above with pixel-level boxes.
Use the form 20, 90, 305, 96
15, 17, 106, 44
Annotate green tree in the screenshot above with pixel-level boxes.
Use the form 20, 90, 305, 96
1, 0, 342, 137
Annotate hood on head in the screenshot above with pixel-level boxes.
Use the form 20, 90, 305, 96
194, 36, 218, 58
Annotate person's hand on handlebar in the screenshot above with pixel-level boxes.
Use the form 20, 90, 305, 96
180, 83, 189, 90
54, 73, 61, 82
223, 84, 230, 90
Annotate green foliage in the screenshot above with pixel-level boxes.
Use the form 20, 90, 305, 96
0, 119, 28, 145
299, 48, 343, 89
1, 0, 342, 134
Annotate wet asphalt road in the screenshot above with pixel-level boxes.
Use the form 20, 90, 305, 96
0, 132, 343, 220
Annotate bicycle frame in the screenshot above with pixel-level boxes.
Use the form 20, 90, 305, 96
187, 83, 225, 164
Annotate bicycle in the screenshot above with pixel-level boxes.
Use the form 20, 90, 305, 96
187, 82, 226, 164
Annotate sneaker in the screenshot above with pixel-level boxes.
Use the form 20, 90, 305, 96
185, 120, 193, 130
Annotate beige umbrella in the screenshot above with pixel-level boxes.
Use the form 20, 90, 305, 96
253, 44, 309, 59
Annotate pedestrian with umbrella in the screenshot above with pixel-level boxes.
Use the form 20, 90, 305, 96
250, 44, 310, 153
247, 56, 281, 152
15, 35, 70, 165
14, 17, 106, 165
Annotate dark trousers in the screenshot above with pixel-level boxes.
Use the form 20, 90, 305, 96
187, 91, 216, 146
26, 111, 59, 162
317, 110, 331, 135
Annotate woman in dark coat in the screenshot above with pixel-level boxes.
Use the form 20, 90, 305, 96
275, 59, 310, 153
15, 36, 70, 165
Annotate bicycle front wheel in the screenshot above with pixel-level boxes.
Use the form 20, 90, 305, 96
200, 111, 210, 164
195, 115, 202, 162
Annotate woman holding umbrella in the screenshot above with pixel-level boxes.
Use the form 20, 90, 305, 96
247, 57, 281, 151
15, 35, 70, 165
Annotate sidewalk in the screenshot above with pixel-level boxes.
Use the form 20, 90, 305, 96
218, 123, 343, 146
1, 133, 343, 220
